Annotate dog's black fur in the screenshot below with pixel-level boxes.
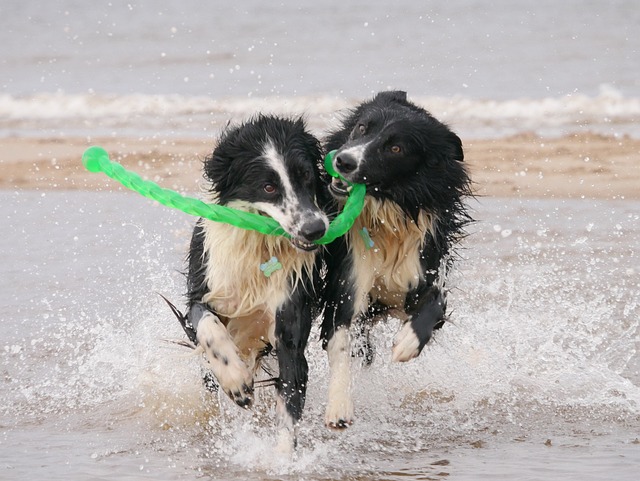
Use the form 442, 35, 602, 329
319, 91, 472, 428
169, 114, 328, 449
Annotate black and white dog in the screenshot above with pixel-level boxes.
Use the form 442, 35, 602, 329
320, 91, 472, 429
168, 115, 328, 449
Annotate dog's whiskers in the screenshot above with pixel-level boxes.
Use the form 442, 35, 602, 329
162, 338, 197, 349
254, 377, 278, 389
324, 207, 342, 217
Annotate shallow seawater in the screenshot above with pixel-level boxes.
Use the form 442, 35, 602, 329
1, 191, 639, 480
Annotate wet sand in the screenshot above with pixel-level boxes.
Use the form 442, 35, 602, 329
1, 133, 638, 199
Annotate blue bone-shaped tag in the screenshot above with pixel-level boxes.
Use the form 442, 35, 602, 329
260, 256, 283, 277
360, 227, 374, 250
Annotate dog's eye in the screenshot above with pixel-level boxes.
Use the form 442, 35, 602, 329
358, 124, 366, 135
263, 183, 277, 194
390, 145, 402, 154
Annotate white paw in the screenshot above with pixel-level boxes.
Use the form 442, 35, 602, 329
325, 394, 354, 430
392, 321, 420, 362
197, 313, 254, 408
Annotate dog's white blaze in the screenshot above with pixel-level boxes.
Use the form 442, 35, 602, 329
391, 321, 421, 362
325, 327, 354, 427
263, 141, 296, 203
196, 312, 253, 398
258, 141, 300, 233
334, 142, 369, 177
254, 140, 329, 240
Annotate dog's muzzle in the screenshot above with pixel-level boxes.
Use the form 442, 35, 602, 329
290, 216, 327, 251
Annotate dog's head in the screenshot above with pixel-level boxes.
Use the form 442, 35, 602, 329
327, 91, 470, 219
204, 115, 329, 251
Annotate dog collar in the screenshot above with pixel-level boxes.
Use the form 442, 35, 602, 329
82, 147, 364, 244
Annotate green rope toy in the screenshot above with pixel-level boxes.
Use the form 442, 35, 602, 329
82, 146, 364, 244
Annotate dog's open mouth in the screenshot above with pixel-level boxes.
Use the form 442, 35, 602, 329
329, 177, 351, 197
290, 238, 319, 251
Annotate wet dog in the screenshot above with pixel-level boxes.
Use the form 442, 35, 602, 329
319, 91, 472, 428
167, 114, 328, 449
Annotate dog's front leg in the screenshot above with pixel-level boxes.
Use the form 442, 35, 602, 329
324, 325, 354, 429
273, 286, 312, 452
393, 285, 446, 362
393, 233, 448, 362
321, 238, 356, 429
190, 304, 254, 408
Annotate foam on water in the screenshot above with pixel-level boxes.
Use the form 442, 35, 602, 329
1, 192, 639, 480
2, 88, 640, 140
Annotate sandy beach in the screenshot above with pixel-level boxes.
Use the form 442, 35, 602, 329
1, 133, 638, 199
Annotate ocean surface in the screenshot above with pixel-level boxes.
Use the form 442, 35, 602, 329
1, 191, 639, 480
1, 0, 639, 139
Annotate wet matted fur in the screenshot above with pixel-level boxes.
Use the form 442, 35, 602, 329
171, 114, 329, 450
319, 91, 472, 429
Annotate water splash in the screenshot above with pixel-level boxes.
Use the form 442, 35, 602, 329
1, 193, 639, 479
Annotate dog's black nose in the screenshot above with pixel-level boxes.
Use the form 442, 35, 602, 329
300, 217, 327, 242
335, 152, 358, 174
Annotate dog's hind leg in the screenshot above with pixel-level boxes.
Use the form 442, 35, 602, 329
352, 317, 374, 365
352, 300, 390, 365
273, 284, 312, 452
194, 309, 254, 408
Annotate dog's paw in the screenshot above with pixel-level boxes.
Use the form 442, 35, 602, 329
209, 350, 254, 408
324, 396, 354, 430
221, 371, 254, 408
392, 321, 421, 362
196, 313, 254, 408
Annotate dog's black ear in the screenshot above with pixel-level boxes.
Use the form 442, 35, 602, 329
448, 132, 464, 162
375, 90, 408, 103
292, 116, 323, 163
203, 152, 231, 192
293, 116, 306, 130
204, 121, 242, 190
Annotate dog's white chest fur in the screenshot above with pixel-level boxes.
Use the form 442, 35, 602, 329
348, 199, 434, 314
200, 219, 315, 319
